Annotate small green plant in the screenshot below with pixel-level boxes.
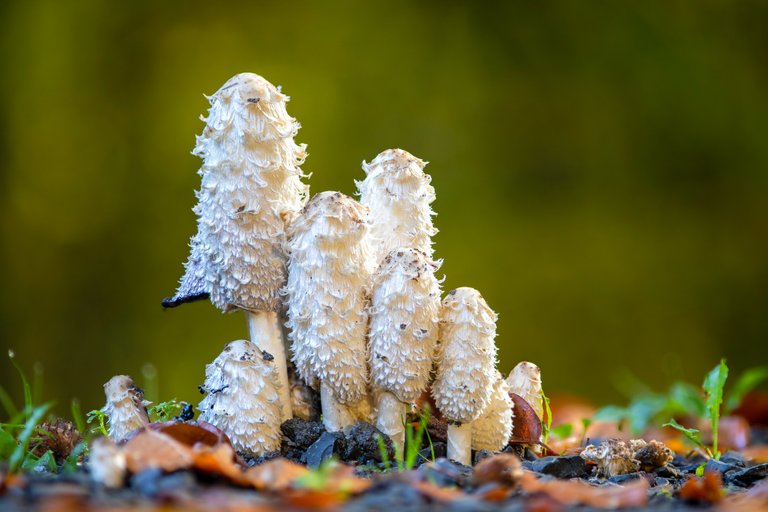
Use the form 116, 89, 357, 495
86, 409, 109, 437
376, 407, 434, 472
664, 359, 729, 459
541, 387, 553, 444
148, 399, 186, 422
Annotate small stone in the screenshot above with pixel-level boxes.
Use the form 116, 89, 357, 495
281, 419, 325, 449
417, 458, 473, 488
704, 458, 739, 477
727, 463, 768, 487
474, 450, 494, 465
720, 451, 747, 468
303, 431, 345, 469
527, 455, 589, 479
608, 472, 644, 484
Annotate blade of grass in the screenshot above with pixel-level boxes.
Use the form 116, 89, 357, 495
9, 402, 53, 472
703, 359, 728, 458
0, 386, 18, 420
8, 351, 32, 419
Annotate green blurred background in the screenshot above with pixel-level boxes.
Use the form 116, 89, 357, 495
1, 0, 766, 414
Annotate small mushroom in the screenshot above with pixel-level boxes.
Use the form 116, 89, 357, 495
432, 288, 498, 465
506, 361, 544, 422
368, 248, 442, 456
89, 437, 126, 488
284, 192, 373, 431
472, 372, 514, 452
163, 72, 311, 421
581, 439, 640, 478
198, 340, 282, 456
357, 149, 437, 264
102, 375, 150, 443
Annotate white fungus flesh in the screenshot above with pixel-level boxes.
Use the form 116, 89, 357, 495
102, 375, 150, 443
432, 287, 498, 465
472, 373, 514, 452
198, 340, 282, 456
357, 149, 437, 265
369, 248, 441, 452
168, 72, 309, 313
284, 191, 372, 429
506, 361, 544, 422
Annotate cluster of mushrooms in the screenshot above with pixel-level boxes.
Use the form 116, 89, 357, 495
104, 72, 544, 466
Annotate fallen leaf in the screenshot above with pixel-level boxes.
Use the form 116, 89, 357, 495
410, 480, 464, 503
246, 458, 309, 492
509, 393, 543, 445
147, 420, 232, 448
282, 489, 350, 510
519, 470, 648, 508
678, 472, 724, 504
473, 482, 514, 502
743, 445, 768, 463
472, 453, 523, 486
124, 429, 194, 473
193, 443, 250, 485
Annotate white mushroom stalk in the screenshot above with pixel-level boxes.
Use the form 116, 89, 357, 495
506, 361, 544, 422
432, 287, 498, 465
368, 248, 441, 456
357, 149, 437, 265
472, 372, 514, 452
163, 72, 310, 421
102, 375, 150, 443
198, 340, 282, 456
284, 191, 373, 432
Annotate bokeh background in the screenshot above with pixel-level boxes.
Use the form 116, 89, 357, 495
1, 0, 766, 414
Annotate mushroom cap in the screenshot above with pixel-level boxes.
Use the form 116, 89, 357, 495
166, 72, 308, 313
103, 375, 141, 403
102, 375, 150, 442
369, 248, 442, 403
198, 340, 282, 456
357, 148, 437, 264
472, 373, 514, 451
432, 287, 498, 424
284, 191, 372, 404
506, 361, 543, 421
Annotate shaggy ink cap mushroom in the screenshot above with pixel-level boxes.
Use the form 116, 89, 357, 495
369, 247, 442, 452
198, 339, 282, 456
472, 372, 514, 452
284, 191, 372, 430
357, 149, 437, 264
102, 375, 150, 443
506, 361, 544, 422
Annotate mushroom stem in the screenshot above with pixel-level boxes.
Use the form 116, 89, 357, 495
376, 391, 405, 459
246, 311, 292, 421
447, 422, 472, 465
320, 381, 356, 432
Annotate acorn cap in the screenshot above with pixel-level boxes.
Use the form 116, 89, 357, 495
198, 340, 282, 456
369, 248, 441, 403
432, 287, 498, 424
357, 149, 437, 264
284, 191, 372, 405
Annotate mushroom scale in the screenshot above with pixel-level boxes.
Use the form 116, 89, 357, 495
432, 287, 498, 424
167, 72, 309, 313
472, 372, 514, 452
357, 149, 437, 265
284, 191, 373, 406
198, 339, 283, 456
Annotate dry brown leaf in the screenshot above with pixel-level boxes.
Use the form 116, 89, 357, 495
410, 480, 464, 503
509, 393, 543, 445
472, 453, 523, 486
246, 458, 309, 492
474, 482, 514, 502
124, 429, 195, 473
282, 489, 349, 510
192, 443, 250, 485
678, 472, 724, 504
519, 470, 649, 508
147, 420, 232, 448
743, 445, 768, 463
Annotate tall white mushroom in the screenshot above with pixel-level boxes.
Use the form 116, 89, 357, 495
198, 340, 282, 456
432, 287, 498, 465
163, 72, 309, 421
472, 372, 514, 452
102, 375, 150, 443
284, 191, 373, 432
357, 149, 437, 264
368, 248, 441, 456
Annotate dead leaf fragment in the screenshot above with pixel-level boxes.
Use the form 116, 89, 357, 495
472, 453, 523, 486
124, 429, 194, 473
519, 470, 649, 508
509, 392, 543, 445
743, 445, 768, 463
678, 472, 724, 504
410, 480, 464, 503
247, 458, 309, 492
148, 420, 232, 448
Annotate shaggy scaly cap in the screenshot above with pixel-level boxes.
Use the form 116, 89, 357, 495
506, 361, 543, 421
432, 287, 498, 424
102, 375, 150, 443
198, 340, 282, 456
284, 191, 372, 404
472, 372, 514, 451
357, 149, 437, 265
167, 72, 309, 312
369, 248, 441, 403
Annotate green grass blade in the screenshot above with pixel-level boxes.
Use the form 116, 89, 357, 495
703, 359, 728, 457
0, 386, 19, 420
70, 399, 86, 436
9, 402, 53, 472
8, 351, 32, 419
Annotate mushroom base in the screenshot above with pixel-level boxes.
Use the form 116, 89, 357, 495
447, 422, 472, 465
375, 391, 405, 459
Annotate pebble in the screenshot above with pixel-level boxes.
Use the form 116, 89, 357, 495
704, 458, 740, 477
524, 455, 589, 479
343, 422, 394, 464
281, 418, 325, 449
417, 458, 472, 488
303, 431, 345, 469
726, 463, 768, 487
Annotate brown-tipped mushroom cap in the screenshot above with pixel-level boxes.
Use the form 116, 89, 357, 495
102, 375, 150, 443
